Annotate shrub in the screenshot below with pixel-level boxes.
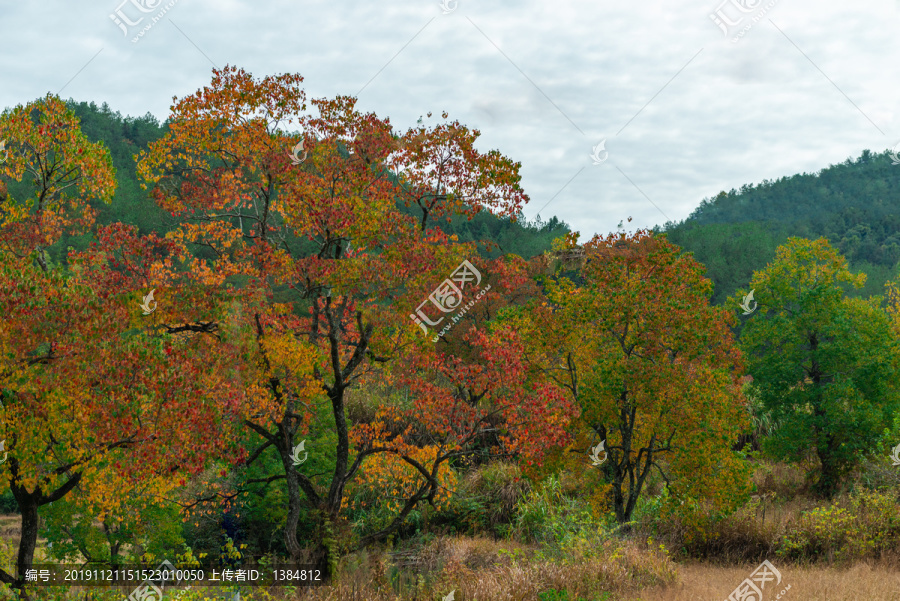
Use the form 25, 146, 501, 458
430, 461, 530, 537
777, 487, 900, 563
511, 476, 594, 549
634, 486, 779, 562
0, 490, 17, 515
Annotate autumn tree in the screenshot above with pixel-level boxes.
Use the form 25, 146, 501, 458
0, 96, 246, 596
734, 237, 900, 498
0, 94, 115, 270
349, 255, 577, 546
135, 65, 539, 575
520, 230, 753, 526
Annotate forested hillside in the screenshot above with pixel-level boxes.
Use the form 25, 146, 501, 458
658, 149, 900, 304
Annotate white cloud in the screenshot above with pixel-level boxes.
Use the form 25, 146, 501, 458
0, 0, 897, 238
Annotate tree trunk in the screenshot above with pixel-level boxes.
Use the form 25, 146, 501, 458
0, 464, 83, 597
13, 500, 40, 597
613, 485, 629, 525
609, 414, 655, 529
280, 435, 305, 566
808, 337, 840, 499
814, 443, 840, 499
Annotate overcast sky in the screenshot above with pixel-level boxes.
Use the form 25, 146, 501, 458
1, 0, 896, 238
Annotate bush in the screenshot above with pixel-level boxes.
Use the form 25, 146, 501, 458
41, 494, 184, 566
430, 462, 530, 537
510, 475, 627, 562
633, 486, 779, 563
0, 490, 17, 515
777, 487, 900, 563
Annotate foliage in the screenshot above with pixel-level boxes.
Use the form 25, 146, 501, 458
0, 491, 16, 515
132, 64, 573, 576
9, 69, 900, 594
4, 98, 565, 277
661, 221, 788, 305
735, 237, 900, 498
538, 589, 609, 601
776, 487, 900, 563
40, 478, 184, 565
345, 446, 458, 515
220, 534, 247, 566
344, 446, 458, 540
173, 545, 208, 568
510, 475, 617, 562
523, 230, 754, 526
58, 101, 171, 254
0, 94, 116, 267
434, 461, 530, 537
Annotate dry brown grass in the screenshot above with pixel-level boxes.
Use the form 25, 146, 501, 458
296, 535, 676, 601
752, 460, 812, 500
0, 516, 19, 539
293, 555, 900, 601
632, 560, 900, 601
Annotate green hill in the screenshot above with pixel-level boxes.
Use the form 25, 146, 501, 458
657, 149, 900, 304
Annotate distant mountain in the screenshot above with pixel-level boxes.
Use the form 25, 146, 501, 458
657, 149, 900, 304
